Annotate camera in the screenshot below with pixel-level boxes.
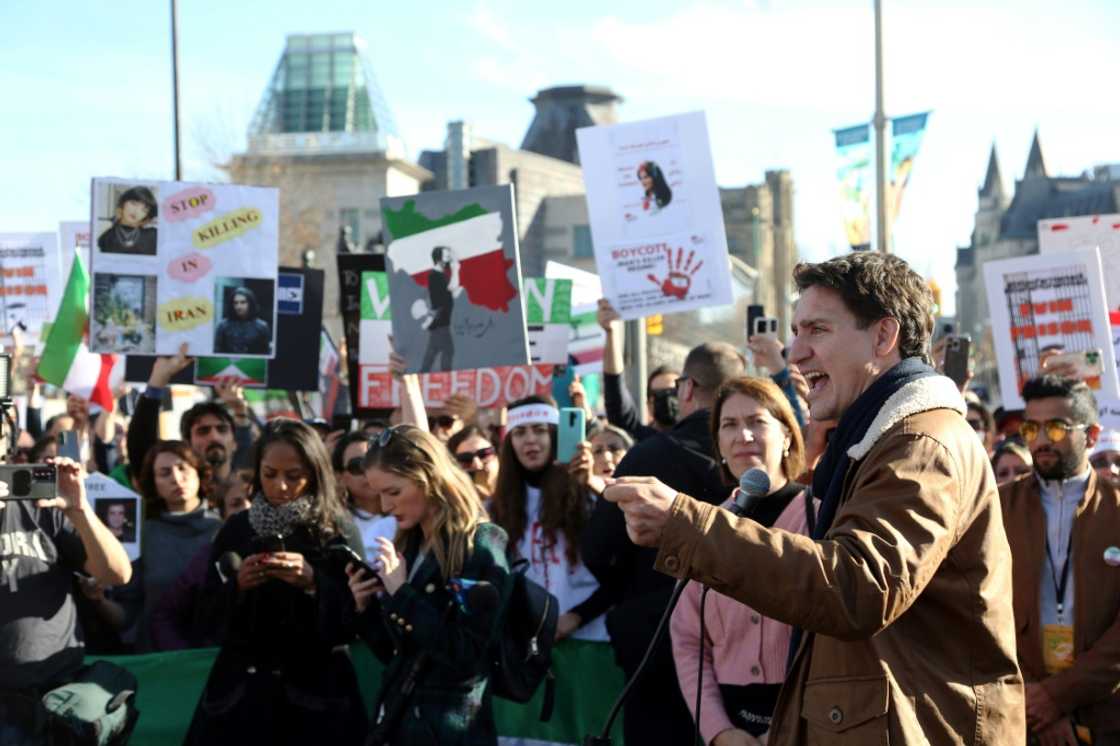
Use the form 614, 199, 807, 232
0, 464, 58, 501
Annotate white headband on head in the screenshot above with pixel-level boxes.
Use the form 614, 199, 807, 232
507, 403, 559, 429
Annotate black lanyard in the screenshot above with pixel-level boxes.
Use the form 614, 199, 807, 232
1044, 521, 1076, 623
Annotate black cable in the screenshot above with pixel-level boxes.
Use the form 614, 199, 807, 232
695, 585, 710, 746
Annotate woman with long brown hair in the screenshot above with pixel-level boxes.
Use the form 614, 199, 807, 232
490, 396, 611, 641
184, 419, 367, 745
348, 424, 510, 745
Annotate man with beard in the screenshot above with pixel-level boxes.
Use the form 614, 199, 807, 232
126, 345, 253, 494
1001, 375, 1120, 745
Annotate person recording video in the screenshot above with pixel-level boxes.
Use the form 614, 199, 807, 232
183, 420, 367, 745
348, 424, 511, 745
0, 458, 135, 744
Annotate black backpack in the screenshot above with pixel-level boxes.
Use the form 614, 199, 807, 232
488, 558, 558, 721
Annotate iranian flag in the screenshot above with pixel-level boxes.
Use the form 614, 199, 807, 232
196, 357, 267, 387
384, 203, 517, 312
37, 252, 123, 409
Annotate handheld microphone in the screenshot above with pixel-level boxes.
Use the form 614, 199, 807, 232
729, 468, 771, 517
216, 551, 242, 584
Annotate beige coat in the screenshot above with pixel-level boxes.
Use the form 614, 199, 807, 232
655, 375, 1025, 744
1000, 470, 1120, 732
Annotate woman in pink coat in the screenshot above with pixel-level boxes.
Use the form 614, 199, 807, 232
671, 377, 812, 746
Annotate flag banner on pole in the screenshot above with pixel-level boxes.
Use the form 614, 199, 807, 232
888, 112, 930, 229
833, 123, 873, 251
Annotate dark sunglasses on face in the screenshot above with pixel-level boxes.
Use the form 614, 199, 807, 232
966, 418, 986, 432
1019, 419, 1087, 443
1090, 454, 1120, 471
454, 446, 496, 466
345, 457, 365, 476
429, 415, 457, 430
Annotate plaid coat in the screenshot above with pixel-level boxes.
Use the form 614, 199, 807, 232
359, 521, 511, 746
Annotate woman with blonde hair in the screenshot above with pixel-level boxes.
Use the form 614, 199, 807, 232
349, 425, 511, 746
671, 377, 813, 746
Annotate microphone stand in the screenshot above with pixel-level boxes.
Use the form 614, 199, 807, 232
583, 575, 690, 746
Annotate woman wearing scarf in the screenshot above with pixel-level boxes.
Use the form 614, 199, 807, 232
184, 419, 367, 745
348, 425, 511, 746
490, 396, 612, 642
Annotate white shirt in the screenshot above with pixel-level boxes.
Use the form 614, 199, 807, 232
1037, 469, 1089, 626
516, 485, 608, 642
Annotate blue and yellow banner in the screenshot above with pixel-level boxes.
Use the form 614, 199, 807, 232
833, 123, 872, 251
888, 112, 931, 228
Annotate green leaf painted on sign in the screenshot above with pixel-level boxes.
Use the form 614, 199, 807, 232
524, 278, 572, 325
360, 272, 391, 320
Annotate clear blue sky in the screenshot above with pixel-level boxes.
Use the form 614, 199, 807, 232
4, 0, 1119, 315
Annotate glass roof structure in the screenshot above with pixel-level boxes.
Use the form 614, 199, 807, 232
247, 32, 402, 156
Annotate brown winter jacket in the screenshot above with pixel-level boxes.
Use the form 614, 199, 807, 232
654, 375, 1025, 744
1000, 470, 1120, 732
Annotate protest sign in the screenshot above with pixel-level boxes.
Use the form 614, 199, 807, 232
546, 260, 606, 374
0, 232, 60, 350
89, 178, 279, 357
576, 111, 733, 319
983, 248, 1120, 409
58, 221, 92, 307
338, 253, 387, 418
381, 185, 530, 373
192, 267, 324, 391
86, 473, 141, 561
525, 278, 572, 365
316, 328, 343, 421
357, 364, 554, 410
1039, 214, 1120, 425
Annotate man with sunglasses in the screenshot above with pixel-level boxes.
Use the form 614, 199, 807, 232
1001, 375, 1120, 745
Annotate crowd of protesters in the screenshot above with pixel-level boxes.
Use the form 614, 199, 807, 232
3, 252, 1120, 745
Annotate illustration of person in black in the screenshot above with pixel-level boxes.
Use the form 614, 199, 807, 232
214, 286, 271, 355
420, 246, 461, 372
98, 186, 159, 255
638, 161, 672, 213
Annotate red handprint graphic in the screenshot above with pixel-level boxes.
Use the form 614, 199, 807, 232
647, 245, 703, 300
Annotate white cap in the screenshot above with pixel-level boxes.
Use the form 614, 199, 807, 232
1092, 429, 1120, 457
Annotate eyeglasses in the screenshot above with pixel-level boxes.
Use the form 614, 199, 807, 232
674, 376, 691, 394
454, 446, 496, 466
429, 415, 458, 430
1090, 454, 1120, 471
966, 418, 987, 432
1019, 419, 1087, 443
344, 457, 365, 476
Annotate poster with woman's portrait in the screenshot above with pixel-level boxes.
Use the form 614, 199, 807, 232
86, 472, 142, 561
576, 112, 733, 320
90, 177, 279, 357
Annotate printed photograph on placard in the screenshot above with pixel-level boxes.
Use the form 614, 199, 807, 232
94, 498, 137, 543
611, 120, 688, 239
94, 182, 160, 256
213, 278, 275, 355
90, 273, 156, 353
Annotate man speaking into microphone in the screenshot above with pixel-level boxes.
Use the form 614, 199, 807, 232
604, 252, 1025, 744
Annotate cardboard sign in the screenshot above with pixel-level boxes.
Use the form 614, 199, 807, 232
338, 253, 388, 418
0, 232, 60, 350
576, 111, 733, 319
89, 178, 279, 357
381, 185, 530, 373
357, 363, 555, 409
86, 473, 141, 561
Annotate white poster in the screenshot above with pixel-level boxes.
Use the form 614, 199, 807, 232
983, 248, 1120, 409
85, 473, 142, 561
1039, 214, 1120, 425
576, 111, 733, 320
0, 232, 60, 350
89, 178, 279, 357
58, 220, 92, 296
546, 260, 606, 374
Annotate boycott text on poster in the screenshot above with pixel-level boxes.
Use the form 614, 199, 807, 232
89, 178, 279, 357
357, 364, 554, 410
983, 248, 1120, 409
576, 111, 733, 320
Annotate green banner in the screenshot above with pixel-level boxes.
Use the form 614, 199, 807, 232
524, 278, 573, 325
94, 640, 624, 745
359, 271, 391, 321
833, 123, 872, 251
194, 357, 267, 386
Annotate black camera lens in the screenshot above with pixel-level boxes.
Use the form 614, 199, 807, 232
12, 469, 31, 497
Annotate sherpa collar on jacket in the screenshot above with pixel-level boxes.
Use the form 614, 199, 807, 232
847, 375, 966, 461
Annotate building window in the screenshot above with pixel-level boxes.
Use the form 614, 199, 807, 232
573, 225, 594, 258
340, 208, 360, 243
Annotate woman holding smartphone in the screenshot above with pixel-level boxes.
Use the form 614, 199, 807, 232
184, 419, 367, 746
490, 396, 612, 642
348, 425, 510, 746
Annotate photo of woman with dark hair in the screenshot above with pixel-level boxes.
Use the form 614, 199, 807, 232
638, 161, 672, 212
214, 284, 272, 355
97, 185, 159, 255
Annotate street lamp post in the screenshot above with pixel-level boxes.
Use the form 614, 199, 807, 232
873, 0, 889, 253
170, 0, 182, 180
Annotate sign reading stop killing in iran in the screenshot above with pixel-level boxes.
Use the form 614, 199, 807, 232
89, 178, 279, 357
576, 111, 733, 320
